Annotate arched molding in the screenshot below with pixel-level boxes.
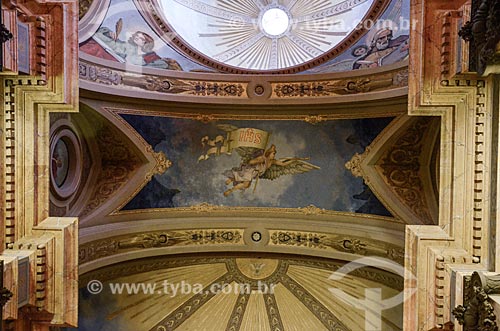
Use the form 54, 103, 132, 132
78, 0, 111, 43
79, 214, 405, 274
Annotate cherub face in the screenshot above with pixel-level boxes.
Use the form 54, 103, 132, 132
133, 33, 146, 47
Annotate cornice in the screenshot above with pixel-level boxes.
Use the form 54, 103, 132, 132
79, 54, 408, 105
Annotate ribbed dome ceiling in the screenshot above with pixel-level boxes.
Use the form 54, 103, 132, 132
158, 0, 376, 70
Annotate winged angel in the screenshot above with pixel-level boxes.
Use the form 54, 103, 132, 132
223, 143, 320, 196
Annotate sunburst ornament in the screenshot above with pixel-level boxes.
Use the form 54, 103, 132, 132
159, 0, 378, 71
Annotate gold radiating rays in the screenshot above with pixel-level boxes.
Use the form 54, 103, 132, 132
86, 258, 403, 330
166, 0, 373, 70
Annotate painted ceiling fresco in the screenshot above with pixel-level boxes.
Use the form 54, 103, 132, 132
118, 113, 393, 216
302, 0, 409, 73
79, 0, 212, 72
68, 254, 404, 331
79, 0, 409, 73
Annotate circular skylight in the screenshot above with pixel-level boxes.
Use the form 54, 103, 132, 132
261, 8, 289, 37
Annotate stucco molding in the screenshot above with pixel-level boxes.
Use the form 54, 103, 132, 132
403, 0, 499, 328
79, 54, 408, 105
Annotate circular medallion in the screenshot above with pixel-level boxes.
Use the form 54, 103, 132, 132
251, 231, 262, 242
52, 139, 70, 187
50, 128, 82, 200
235, 258, 279, 280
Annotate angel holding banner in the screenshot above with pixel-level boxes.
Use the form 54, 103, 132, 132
197, 124, 320, 196
222, 144, 320, 196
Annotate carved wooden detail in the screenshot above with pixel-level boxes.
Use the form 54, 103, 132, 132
0, 261, 13, 312
459, 0, 500, 74
453, 271, 500, 331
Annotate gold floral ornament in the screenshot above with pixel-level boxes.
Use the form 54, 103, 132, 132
190, 202, 218, 213
345, 152, 366, 177
298, 204, 325, 215
145, 146, 172, 180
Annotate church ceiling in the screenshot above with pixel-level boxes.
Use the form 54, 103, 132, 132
78, 0, 410, 74
50, 101, 439, 228
76, 254, 404, 331
51, 100, 439, 233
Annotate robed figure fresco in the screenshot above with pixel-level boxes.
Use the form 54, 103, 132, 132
85, 19, 183, 70
198, 125, 320, 196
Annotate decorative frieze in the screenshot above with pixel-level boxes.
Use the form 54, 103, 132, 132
79, 61, 248, 98
79, 229, 244, 264
271, 68, 407, 98
269, 230, 404, 265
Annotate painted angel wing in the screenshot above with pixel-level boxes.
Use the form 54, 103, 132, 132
260, 159, 320, 180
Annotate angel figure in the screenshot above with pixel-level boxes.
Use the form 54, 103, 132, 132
223, 144, 320, 196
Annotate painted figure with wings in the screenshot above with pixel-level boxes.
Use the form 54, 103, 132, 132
223, 144, 320, 196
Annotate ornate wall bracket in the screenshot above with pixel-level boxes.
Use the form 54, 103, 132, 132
452, 271, 500, 331
0, 24, 13, 44
0, 260, 13, 329
459, 0, 500, 75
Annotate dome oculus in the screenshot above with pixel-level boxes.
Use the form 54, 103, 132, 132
260, 7, 290, 37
